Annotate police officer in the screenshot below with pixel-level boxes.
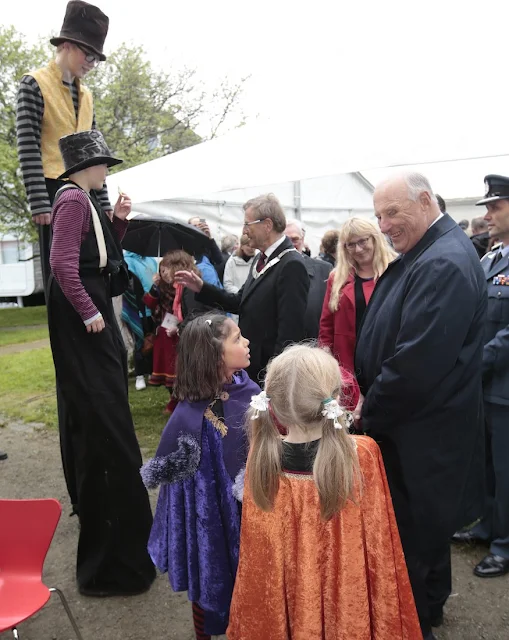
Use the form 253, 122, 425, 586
452, 174, 509, 577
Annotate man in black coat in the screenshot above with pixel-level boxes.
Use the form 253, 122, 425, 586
354, 172, 486, 640
470, 216, 490, 259
175, 194, 310, 382
285, 219, 332, 338
453, 174, 509, 578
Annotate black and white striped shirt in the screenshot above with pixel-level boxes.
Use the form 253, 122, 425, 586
16, 74, 112, 217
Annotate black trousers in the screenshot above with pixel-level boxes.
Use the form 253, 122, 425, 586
42, 179, 80, 508
47, 270, 155, 591
472, 401, 509, 558
377, 438, 452, 638
403, 542, 451, 634
39, 178, 65, 291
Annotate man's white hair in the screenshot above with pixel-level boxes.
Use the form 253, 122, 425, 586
285, 218, 305, 237
403, 172, 437, 203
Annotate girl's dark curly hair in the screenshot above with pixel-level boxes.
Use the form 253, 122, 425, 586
173, 312, 233, 402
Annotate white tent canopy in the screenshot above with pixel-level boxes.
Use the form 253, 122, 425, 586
107, 111, 509, 204
107, 109, 509, 252
114, 172, 375, 255
363, 156, 509, 201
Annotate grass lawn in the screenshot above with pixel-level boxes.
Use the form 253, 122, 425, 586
0, 306, 48, 328
0, 345, 169, 455
0, 326, 49, 347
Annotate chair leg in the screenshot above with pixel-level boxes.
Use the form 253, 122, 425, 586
49, 587, 84, 640
12, 628, 19, 639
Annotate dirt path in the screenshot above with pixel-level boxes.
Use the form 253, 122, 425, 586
0, 419, 508, 639
0, 324, 48, 332
0, 419, 193, 640
0, 338, 50, 356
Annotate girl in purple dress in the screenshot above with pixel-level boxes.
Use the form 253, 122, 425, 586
140, 313, 259, 640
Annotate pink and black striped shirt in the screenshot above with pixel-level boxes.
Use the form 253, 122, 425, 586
50, 188, 127, 324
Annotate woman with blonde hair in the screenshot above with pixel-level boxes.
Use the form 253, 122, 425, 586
227, 344, 421, 640
319, 217, 397, 376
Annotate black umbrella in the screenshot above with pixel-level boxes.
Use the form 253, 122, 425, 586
122, 212, 213, 257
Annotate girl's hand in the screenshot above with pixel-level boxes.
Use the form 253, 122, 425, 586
153, 273, 161, 285
174, 270, 204, 293
353, 393, 364, 428
165, 327, 178, 337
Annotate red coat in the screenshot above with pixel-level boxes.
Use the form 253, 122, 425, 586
143, 290, 178, 388
319, 273, 376, 409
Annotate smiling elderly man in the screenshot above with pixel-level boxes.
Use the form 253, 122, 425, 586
354, 172, 487, 640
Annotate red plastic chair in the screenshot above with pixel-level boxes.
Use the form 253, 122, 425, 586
0, 499, 84, 639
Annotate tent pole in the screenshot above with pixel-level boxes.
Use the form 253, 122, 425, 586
293, 181, 302, 221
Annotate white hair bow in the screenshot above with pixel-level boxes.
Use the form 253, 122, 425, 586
250, 391, 270, 419
321, 398, 344, 429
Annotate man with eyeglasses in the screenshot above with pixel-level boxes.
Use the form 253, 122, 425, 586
16, 0, 111, 290
175, 194, 310, 382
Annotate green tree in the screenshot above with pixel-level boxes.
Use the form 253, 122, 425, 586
0, 27, 47, 240
0, 27, 248, 239
86, 45, 203, 169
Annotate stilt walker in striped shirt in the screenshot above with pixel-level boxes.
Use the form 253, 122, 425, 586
16, 0, 113, 290
16, 1, 113, 514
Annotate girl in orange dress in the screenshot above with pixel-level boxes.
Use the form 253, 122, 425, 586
227, 344, 422, 640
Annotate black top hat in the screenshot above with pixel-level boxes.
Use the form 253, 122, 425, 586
58, 130, 122, 179
50, 1, 109, 62
476, 174, 509, 206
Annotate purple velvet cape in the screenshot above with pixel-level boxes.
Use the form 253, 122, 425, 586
140, 370, 259, 635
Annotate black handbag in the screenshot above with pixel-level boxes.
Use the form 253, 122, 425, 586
106, 258, 130, 297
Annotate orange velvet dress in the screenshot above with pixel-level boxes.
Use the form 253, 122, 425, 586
227, 436, 422, 640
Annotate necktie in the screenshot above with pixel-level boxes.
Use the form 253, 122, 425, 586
256, 252, 267, 273
492, 251, 503, 267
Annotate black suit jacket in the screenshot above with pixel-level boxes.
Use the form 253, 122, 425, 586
301, 254, 332, 339
196, 236, 310, 382
355, 214, 487, 550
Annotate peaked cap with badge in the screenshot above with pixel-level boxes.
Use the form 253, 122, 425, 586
476, 174, 509, 206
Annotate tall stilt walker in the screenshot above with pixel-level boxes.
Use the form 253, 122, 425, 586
48, 129, 155, 596
16, 1, 114, 511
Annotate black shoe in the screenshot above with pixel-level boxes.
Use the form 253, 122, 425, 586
474, 553, 509, 578
0, 451, 7, 461
451, 529, 486, 545
430, 612, 444, 628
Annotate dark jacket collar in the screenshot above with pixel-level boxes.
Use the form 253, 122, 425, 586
401, 214, 458, 268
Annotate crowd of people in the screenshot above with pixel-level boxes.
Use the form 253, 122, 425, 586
5, 1, 509, 639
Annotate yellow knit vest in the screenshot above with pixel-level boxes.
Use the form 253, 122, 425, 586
29, 60, 94, 179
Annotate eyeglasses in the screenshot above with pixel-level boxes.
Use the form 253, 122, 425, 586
75, 44, 100, 65
243, 219, 263, 228
345, 236, 371, 251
